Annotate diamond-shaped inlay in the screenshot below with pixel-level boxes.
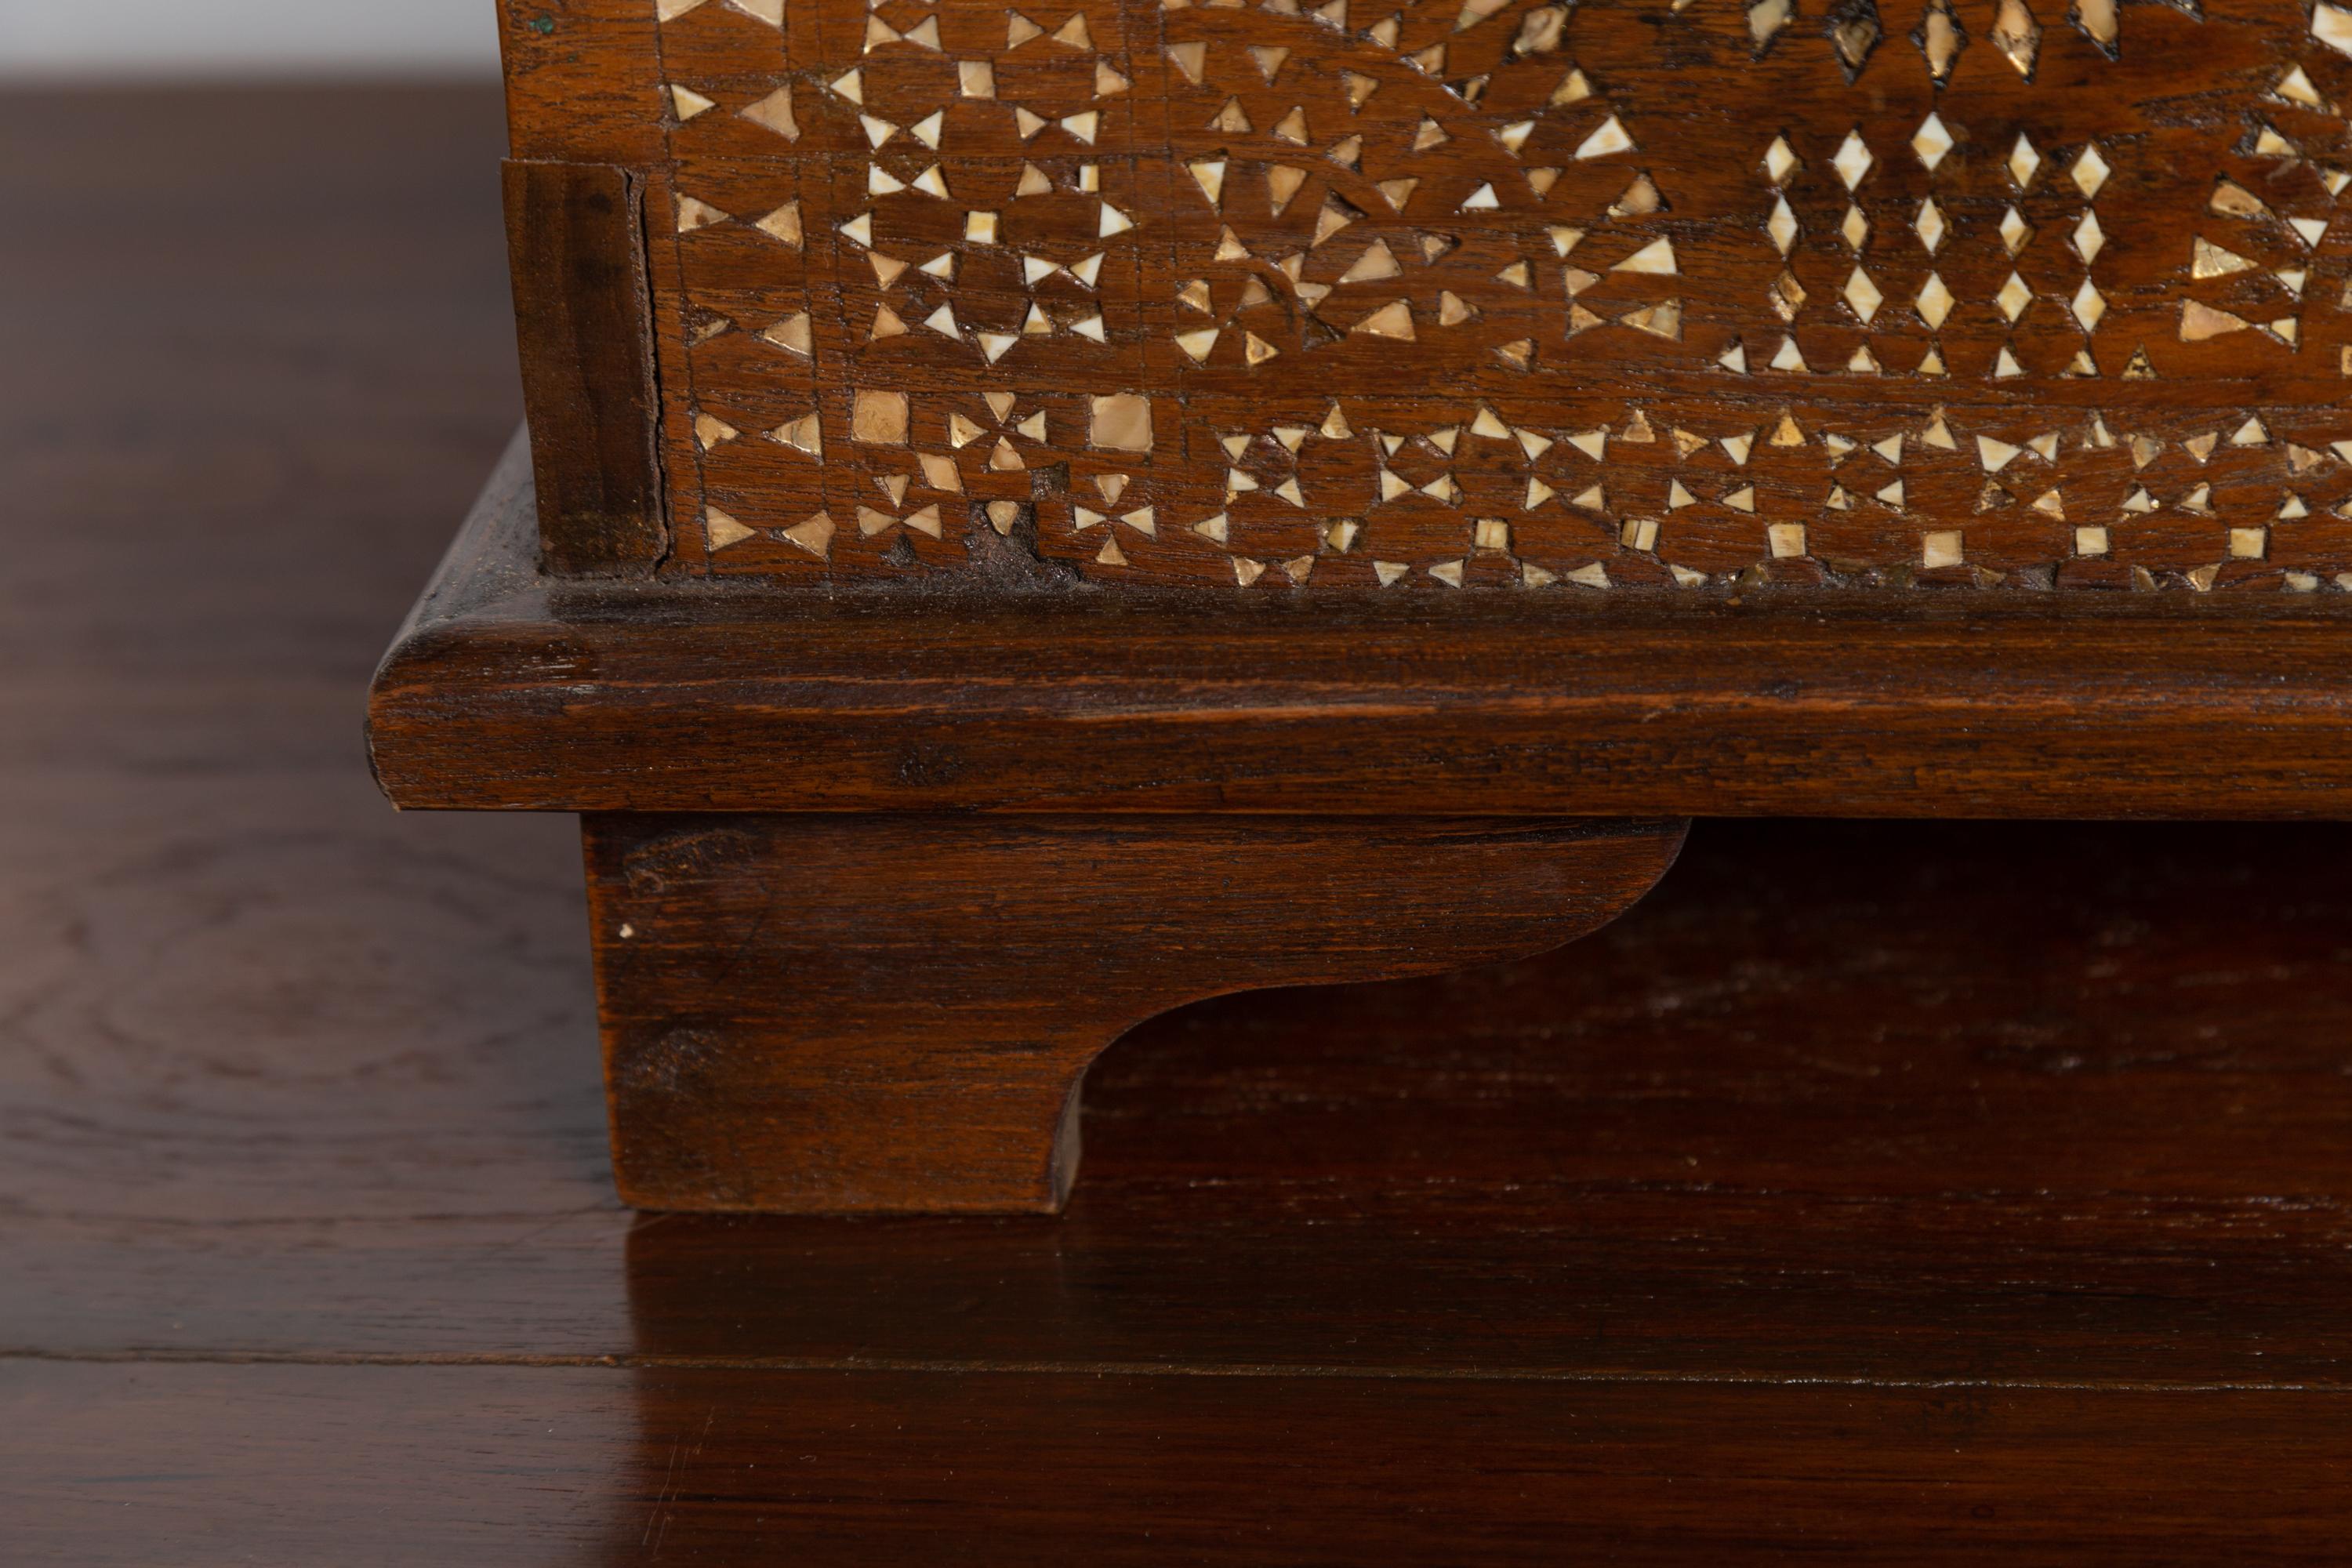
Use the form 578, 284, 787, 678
1998, 205, 2033, 255
1912, 113, 1955, 172
1767, 194, 1800, 254
2071, 143, 2111, 200
1844, 266, 1885, 322
1840, 204, 1870, 251
2072, 211, 2104, 263
1916, 271, 1955, 329
1916, 0, 1969, 79
1997, 271, 2034, 321
2071, 278, 2107, 331
1991, 0, 2042, 77
2008, 133, 2042, 189
1762, 135, 1799, 184
1749, 0, 1795, 51
1827, 0, 1884, 77
1915, 198, 1947, 253
1831, 130, 1875, 191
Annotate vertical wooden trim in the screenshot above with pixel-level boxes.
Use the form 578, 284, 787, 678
503, 159, 668, 576
495, 0, 666, 165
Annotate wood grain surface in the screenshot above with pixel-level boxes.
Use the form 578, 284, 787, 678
586, 811, 1682, 1210
8, 83, 2352, 1563
10, 1362, 2352, 1566
503, 158, 670, 574
371, 463, 2352, 817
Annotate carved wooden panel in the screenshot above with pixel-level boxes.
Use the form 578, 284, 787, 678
501, 0, 2352, 589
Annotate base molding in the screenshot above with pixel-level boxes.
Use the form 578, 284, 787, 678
371, 437, 2352, 822
586, 812, 1686, 1213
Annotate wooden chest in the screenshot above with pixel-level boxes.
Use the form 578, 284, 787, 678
372, 0, 2352, 1213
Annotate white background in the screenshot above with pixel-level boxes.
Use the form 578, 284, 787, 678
0, 0, 500, 76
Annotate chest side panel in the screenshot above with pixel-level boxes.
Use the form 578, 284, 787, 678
510, 0, 2352, 591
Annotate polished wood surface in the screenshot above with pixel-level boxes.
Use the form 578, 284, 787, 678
9, 85, 2352, 1560
14, 1363, 2352, 1566
503, 158, 670, 574
586, 811, 1681, 1211
374, 454, 2352, 817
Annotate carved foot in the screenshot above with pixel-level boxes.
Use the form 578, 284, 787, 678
584, 814, 1686, 1214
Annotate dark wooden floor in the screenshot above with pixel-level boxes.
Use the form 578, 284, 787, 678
5, 85, 2350, 1563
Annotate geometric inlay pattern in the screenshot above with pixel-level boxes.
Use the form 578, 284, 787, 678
580, 0, 2352, 586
